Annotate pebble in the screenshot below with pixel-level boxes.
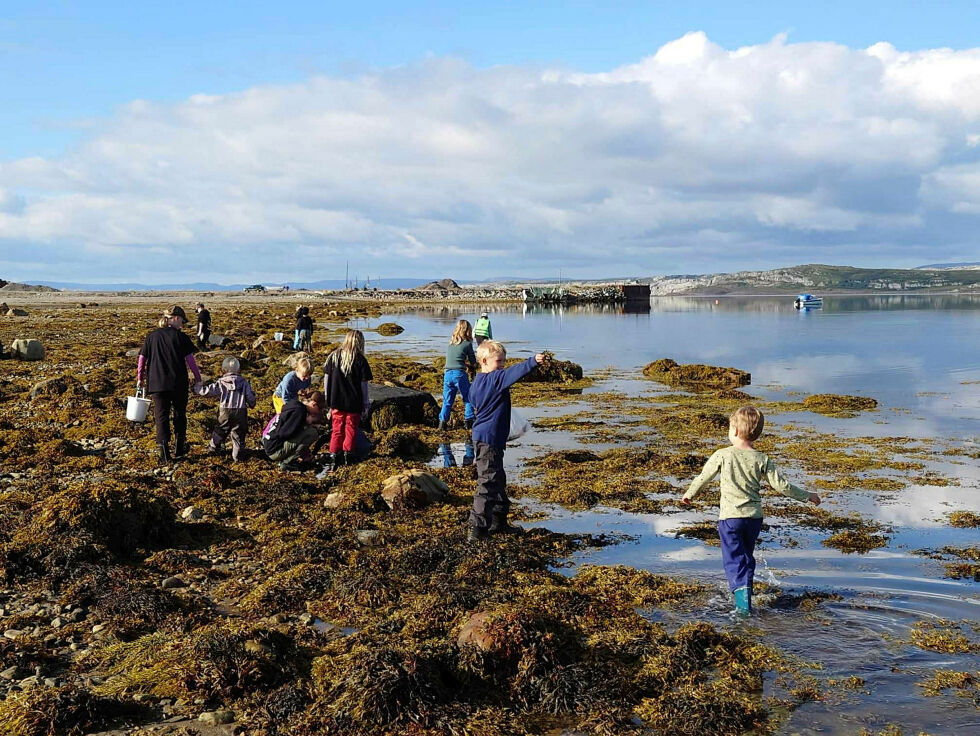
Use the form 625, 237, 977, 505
298, 612, 314, 625
161, 576, 187, 589
0, 666, 18, 680
355, 529, 383, 546
181, 505, 203, 521
3, 629, 24, 640
51, 617, 64, 629
199, 710, 235, 725
91, 623, 106, 634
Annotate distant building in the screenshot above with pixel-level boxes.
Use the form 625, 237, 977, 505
617, 284, 651, 302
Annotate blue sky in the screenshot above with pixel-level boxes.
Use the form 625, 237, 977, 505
2, 2, 980, 283
5, 1, 977, 157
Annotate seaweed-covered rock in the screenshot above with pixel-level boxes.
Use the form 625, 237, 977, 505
372, 427, 438, 459
0, 686, 142, 736
3, 480, 176, 581
375, 322, 405, 336
381, 471, 449, 510
29, 375, 81, 400
310, 640, 454, 731
368, 384, 439, 429
642, 358, 750, 388
10, 339, 44, 361
802, 394, 877, 416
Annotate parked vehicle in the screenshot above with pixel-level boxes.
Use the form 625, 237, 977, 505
243, 284, 266, 293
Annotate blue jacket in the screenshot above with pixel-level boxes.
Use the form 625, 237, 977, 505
274, 370, 311, 401
469, 356, 538, 448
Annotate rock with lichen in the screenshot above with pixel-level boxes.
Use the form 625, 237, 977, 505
381, 471, 449, 510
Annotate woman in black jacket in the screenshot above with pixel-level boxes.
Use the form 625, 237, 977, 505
136, 305, 202, 463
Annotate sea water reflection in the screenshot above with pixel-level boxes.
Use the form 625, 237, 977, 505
369, 295, 980, 732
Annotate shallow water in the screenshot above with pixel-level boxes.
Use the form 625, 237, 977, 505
367, 295, 980, 733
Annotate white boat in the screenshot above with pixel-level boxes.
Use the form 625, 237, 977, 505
794, 293, 822, 309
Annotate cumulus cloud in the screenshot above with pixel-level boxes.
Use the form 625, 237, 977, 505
2, 33, 980, 282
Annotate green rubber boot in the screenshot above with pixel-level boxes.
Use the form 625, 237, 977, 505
733, 585, 752, 615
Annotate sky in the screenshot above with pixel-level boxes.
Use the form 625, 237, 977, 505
2, 1, 980, 284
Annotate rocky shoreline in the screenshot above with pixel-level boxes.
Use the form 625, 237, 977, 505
0, 297, 976, 734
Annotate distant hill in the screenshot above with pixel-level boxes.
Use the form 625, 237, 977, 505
916, 262, 980, 270
0, 279, 59, 292
648, 264, 980, 295
28, 278, 432, 292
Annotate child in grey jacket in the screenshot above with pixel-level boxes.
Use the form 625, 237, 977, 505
195, 357, 257, 461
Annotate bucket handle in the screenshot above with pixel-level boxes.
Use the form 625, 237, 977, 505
134, 384, 147, 399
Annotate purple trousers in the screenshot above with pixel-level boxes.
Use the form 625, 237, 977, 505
719, 517, 763, 591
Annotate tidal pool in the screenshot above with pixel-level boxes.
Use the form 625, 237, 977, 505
377, 294, 980, 734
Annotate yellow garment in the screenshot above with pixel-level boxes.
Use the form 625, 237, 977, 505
272, 395, 284, 414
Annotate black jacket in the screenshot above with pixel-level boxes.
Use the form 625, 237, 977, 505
262, 400, 310, 455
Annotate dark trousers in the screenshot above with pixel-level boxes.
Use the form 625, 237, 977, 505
719, 517, 763, 591
470, 442, 508, 530
197, 328, 210, 351
151, 386, 188, 450
211, 408, 248, 459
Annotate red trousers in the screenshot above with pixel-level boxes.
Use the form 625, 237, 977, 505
329, 410, 361, 453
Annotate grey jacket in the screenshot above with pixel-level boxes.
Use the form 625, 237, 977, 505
195, 373, 257, 410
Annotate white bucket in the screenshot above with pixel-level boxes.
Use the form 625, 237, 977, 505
274, 332, 284, 341
126, 387, 151, 422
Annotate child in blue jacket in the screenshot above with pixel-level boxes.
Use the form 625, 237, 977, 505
467, 340, 546, 542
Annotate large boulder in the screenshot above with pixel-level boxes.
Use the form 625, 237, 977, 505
282, 351, 313, 369
4, 308, 28, 317
30, 376, 81, 400
367, 384, 439, 429
380, 471, 449, 510
11, 339, 45, 361
207, 334, 231, 349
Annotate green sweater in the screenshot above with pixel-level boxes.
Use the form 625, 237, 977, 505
683, 446, 809, 520
445, 341, 477, 371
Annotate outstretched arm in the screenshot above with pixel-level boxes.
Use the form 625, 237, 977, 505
499, 355, 541, 389
763, 458, 814, 503
682, 451, 723, 503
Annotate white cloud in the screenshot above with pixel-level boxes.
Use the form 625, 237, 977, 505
2, 34, 980, 281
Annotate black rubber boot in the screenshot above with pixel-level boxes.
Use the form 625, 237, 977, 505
326, 453, 339, 472
488, 514, 519, 535
467, 526, 488, 544
158, 445, 172, 465
342, 451, 355, 466
174, 439, 189, 458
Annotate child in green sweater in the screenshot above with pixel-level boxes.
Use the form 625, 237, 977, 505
681, 405, 820, 614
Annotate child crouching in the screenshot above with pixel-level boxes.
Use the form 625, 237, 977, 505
467, 340, 546, 543
194, 357, 257, 461
681, 405, 820, 614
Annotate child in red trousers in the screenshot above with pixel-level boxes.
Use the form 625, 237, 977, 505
322, 329, 372, 470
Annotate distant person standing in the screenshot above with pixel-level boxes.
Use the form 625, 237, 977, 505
195, 303, 211, 351
474, 312, 493, 346
137, 306, 202, 464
